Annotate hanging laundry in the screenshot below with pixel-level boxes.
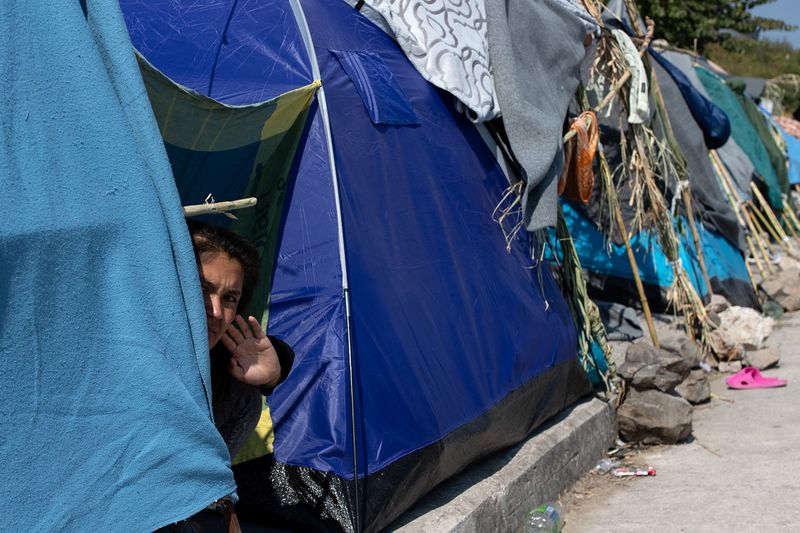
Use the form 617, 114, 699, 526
611, 29, 649, 125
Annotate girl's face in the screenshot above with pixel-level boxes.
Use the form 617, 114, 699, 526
198, 252, 244, 348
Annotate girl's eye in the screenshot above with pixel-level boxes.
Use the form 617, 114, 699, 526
224, 294, 239, 304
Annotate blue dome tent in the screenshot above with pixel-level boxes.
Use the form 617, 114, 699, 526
121, 0, 591, 531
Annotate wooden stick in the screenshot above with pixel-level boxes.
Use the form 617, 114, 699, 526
682, 188, 714, 296
709, 150, 772, 276
747, 201, 785, 249
745, 207, 777, 273
562, 114, 593, 143
594, 19, 655, 114
750, 183, 791, 245
741, 246, 762, 301
599, 151, 660, 348
183, 197, 257, 217
647, 62, 715, 298
783, 198, 800, 238
711, 153, 773, 269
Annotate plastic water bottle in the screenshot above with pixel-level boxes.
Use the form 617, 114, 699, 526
522, 502, 563, 532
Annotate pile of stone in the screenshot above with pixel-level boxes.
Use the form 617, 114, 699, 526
616, 329, 707, 445
613, 291, 785, 445
706, 295, 780, 373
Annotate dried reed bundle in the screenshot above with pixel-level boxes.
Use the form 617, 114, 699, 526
620, 123, 710, 346
554, 204, 617, 393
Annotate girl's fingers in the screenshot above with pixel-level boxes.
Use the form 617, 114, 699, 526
227, 320, 246, 343
221, 331, 238, 351
235, 315, 253, 338
248, 316, 266, 338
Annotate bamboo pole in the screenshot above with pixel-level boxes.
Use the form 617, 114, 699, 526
709, 150, 773, 276
750, 183, 791, 246
594, 19, 655, 115
747, 201, 785, 249
746, 207, 778, 273
183, 197, 257, 218
577, 22, 660, 347
647, 67, 716, 298
682, 188, 714, 296
742, 255, 762, 301
783, 198, 800, 238
599, 151, 660, 348
709, 150, 767, 278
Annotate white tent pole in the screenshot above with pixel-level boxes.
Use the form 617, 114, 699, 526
288, 1, 361, 529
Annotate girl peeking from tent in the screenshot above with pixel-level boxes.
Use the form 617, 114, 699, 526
187, 219, 294, 457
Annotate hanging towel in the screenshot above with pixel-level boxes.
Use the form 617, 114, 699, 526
1, 2, 236, 531
487, 0, 597, 230
611, 29, 649, 124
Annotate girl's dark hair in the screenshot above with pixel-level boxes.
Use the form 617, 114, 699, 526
186, 218, 260, 314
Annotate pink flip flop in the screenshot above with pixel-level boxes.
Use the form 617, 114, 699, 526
725, 367, 787, 389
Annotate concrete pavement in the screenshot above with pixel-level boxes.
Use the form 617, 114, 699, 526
565, 311, 800, 532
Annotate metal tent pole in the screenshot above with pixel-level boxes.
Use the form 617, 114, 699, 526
288, 1, 362, 530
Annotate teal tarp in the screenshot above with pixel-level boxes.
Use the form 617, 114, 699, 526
0, 2, 235, 530
696, 66, 784, 209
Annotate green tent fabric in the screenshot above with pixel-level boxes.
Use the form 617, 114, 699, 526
138, 55, 319, 326
728, 79, 790, 197
696, 66, 784, 210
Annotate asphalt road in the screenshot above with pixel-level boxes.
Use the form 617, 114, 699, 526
564, 311, 800, 533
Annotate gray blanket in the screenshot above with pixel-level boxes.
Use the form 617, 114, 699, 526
487, 0, 596, 230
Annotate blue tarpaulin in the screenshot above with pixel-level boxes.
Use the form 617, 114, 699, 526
1, 2, 235, 531
557, 202, 757, 309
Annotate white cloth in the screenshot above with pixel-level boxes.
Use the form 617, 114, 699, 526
360, 0, 499, 122
612, 29, 649, 124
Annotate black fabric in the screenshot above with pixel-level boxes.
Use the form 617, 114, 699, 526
710, 276, 759, 309
233, 357, 592, 533
584, 270, 674, 313
651, 58, 743, 250
584, 269, 756, 312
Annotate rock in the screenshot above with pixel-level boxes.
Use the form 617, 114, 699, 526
618, 343, 692, 392
706, 310, 722, 329
745, 347, 781, 370
762, 300, 784, 319
657, 330, 703, 368
617, 389, 693, 444
707, 294, 731, 314
716, 306, 774, 351
760, 267, 800, 312
676, 369, 711, 404
608, 340, 632, 369
708, 330, 744, 362
718, 361, 743, 373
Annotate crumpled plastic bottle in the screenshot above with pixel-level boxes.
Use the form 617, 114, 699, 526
595, 457, 620, 473
522, 502, 563, 532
